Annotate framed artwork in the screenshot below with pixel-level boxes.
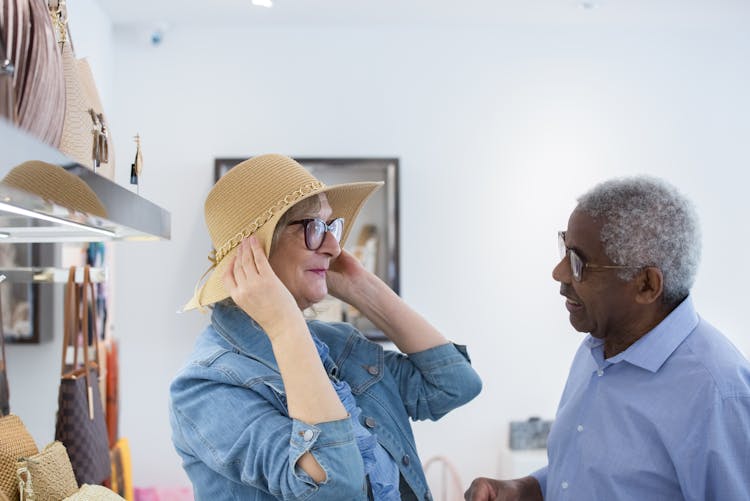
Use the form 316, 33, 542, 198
214, 157, 400, 342
0, 243, 40, 343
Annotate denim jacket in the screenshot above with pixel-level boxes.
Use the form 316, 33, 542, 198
169, 302, 482, 500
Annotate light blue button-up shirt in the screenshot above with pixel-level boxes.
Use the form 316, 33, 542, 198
532, 296, 750, 500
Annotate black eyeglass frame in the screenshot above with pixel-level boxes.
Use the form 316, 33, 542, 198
289, 217, 345, 251
558, 230, 639, 282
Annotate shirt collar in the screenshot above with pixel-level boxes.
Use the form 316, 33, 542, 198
586, 295, 699, 373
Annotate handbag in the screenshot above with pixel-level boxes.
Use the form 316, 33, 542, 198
0, 414, 38, 501
49, 1, 115, 178
55, 266, 111, 486
64, 484, 125, 501
105, 338, 119, 448
16, 441, 79, 501
0, 0, 65, 145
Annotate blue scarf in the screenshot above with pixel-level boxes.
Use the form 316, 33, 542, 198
312, 335, 400, 500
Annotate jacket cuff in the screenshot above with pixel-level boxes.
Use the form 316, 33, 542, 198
408, 342, 473, 369
289, 416, 355, 457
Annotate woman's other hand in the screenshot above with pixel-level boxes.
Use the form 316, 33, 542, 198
223, 236, 299, 335
326, 249, 370, 304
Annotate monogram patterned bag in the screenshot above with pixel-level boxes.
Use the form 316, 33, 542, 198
54, 266, 110, 485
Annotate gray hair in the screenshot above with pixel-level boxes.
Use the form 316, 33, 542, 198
270, 195, 321, 255
577, 176, 701, 305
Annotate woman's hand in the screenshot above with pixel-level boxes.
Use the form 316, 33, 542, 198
326, 249, 371, 305
222, 236, 300, 335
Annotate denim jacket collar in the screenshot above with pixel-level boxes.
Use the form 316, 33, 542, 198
209, 301, 377, 388
210, 301, 280, 372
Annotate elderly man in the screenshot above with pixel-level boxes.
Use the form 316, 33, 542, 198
466, 176, 750, 501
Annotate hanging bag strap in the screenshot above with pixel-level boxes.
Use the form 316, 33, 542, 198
60, 266, 98, 420
83, 265, 101, 373
80, 266, 95, 421
60, 266, 76, 376
0, 275, 9, 416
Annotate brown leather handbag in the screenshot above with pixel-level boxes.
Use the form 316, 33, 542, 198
54, 266, 111, 485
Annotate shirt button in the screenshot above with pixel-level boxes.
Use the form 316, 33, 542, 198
577, 425, 584, 432
367, 365, 380, 376
562, 481, 569, 489
302, 430, 314, 442
402, 455, 410, 466
364, 417, 377, 428
597, 369, 604, 377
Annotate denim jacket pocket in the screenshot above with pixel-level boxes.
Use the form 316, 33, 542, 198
337, 335, 385, 395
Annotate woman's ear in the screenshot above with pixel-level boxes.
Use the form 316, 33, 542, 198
635, 267, 664, 305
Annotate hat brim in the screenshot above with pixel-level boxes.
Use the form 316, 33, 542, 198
184, 181, 383, 311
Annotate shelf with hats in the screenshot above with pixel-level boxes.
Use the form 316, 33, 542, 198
0, 118, 171, 243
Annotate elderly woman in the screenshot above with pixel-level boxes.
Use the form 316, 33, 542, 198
170, 154, 482, 500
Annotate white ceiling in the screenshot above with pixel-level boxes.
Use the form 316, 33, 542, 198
95, 0, 750, 29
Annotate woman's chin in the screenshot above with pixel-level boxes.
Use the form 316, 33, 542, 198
298, 288, 329, 311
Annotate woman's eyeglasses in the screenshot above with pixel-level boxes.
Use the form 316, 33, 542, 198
558, 231, 636, 282
289, 218, 344, 251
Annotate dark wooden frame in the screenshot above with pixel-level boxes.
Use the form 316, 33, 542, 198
0, 243, 40, 343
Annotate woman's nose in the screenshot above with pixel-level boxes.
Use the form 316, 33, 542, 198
318, 230, 341, 258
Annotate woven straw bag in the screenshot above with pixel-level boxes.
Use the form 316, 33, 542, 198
16, 441, 79, 501
64, 484, 125, 500
0, 414, 38, 500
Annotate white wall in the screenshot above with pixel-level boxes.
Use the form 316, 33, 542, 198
9, 5, 750, 493
105, 17, 750, 489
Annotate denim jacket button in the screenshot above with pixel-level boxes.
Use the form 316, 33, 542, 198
366, 365, 379, 376
302, 429, 314, 442
401, 454, 410, 465
424, 493, 432, 501
364, 417, 377, 428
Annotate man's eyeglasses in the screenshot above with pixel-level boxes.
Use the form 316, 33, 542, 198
289, 218, 344, 251
558, 231, 636, 282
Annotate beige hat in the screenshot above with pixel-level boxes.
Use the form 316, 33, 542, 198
1, 160, 108, 218
185, 154, 382, 311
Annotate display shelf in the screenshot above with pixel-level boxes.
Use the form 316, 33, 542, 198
0, 119, 170, 243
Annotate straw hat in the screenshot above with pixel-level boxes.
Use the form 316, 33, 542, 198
184, 154, 382, 311
1, 160, 108, 218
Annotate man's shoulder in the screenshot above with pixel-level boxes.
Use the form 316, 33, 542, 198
679, 318, 750, 398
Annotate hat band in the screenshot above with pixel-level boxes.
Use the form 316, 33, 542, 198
212, 180, 325, 265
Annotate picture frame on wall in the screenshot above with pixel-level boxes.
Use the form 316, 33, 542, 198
214, 157, 400, 342
0, 243, 40, 343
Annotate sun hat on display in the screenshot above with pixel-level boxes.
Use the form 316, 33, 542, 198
184, 153, 382, 311
1, 160, 108, 218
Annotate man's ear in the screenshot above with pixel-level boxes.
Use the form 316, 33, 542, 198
634, 267, 664, 305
